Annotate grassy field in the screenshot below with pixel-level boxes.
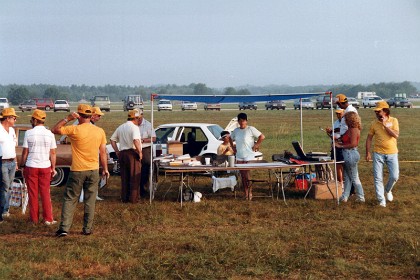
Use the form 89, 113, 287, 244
1, 107, 419, 279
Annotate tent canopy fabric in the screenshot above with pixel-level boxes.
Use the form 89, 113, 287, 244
154, 93, 323, 103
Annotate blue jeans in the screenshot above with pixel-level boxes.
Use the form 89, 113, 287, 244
1, 160, 16, 214
373, 152, 399, 204
342, 149, 365, 201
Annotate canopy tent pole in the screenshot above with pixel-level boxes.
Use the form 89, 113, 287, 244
328, 92, 340, 205
149, 93, 158, 204
300, 98, 303, 148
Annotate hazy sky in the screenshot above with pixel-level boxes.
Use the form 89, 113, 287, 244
1, 0, 419, 88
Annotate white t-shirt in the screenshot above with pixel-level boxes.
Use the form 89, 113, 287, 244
231, 126, 262, 161
22, 126, 57, 168
139, 119, 156, 148
339, 104, 358, 136
110, 121, 141, 151
0, 125, 17, 159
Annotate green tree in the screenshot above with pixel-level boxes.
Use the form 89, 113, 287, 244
44, 86, 68, 100
224, 87, 237, 95
237, 89, 251, 95
193, 83, 212, 95
7, 86, 31, 105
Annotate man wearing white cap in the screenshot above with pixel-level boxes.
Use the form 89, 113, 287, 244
366, 101, 399, 207
137, 110, 156, 198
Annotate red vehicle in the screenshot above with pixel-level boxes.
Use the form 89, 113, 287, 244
32, 98, 54, 111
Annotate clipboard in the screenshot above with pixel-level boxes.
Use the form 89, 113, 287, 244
99, 176, 108, 189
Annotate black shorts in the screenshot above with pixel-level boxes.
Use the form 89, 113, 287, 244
331, 147, 344, 161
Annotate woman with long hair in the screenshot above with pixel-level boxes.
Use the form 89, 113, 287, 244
335, 111, 365, 202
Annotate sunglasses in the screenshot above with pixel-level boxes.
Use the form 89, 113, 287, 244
8, 116, 17, 121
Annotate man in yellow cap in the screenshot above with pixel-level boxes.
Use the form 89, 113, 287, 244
365, 101, 399, 208
335, 93, 358, 136
0, 108, 19, 221
51, 104, 109, 237
110, 109, 143, 203
20, 109, 57, 225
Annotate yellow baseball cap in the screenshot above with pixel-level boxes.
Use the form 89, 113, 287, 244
92, 106, 104, 116
30, 109, 46, 121
77, 104, 93, 115
335, 94, 348, 103
373, 100, 390, 111
128, 109, 141, 118
334, 109, 344, 113
1, 108, 19, 118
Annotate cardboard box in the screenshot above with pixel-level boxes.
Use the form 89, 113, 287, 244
308, 181, 342, 200
167, 141, 183, 156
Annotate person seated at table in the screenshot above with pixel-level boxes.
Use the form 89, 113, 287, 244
217, 131, 234, 156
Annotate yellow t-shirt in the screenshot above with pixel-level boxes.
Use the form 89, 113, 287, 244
217, 143, 234, 155
368, 116, 399, 154
60, 123, 107, 171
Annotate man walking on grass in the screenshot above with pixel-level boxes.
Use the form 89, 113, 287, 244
51, 104, 109, 237
366, 101, 399, 208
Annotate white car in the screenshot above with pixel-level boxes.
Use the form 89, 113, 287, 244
157, 99, 173, 111
181, 101, 198, 111
54, 100, 70, 112
362, 96, 383, 108
0, 98, 9, 110
294, 98, 314, 110
106, 122, 263, 173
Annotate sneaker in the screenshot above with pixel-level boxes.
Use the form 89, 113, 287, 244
379, 202, 386, 207
339, 196, 348, 203
55, 229, 68, 237
355, 198, 365, 203
81, 229, 92, 236
2, 212, 10, 218
96, 196, 104, 201
386, 192, 394, 202
44, 220, 58, 226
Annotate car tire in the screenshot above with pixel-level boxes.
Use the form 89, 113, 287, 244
51, 167, 69, 187
45, 106, 51, 111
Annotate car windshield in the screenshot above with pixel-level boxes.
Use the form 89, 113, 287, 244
95, 96, 109, 101
128, 96, 142, 102
372, 97, 382, 100
207, 125, 224, 140
301, 98, 311, 102
159, 100, 171, 104
155, 127, 176, 144
55, 100, 67, 104
0, 98, 7, 102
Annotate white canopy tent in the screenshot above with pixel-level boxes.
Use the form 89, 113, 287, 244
146, 92, 340, 204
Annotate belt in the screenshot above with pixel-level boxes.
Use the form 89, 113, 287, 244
2, 158, 15, 162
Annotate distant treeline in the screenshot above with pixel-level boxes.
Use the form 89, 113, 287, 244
0, 81, 417, 105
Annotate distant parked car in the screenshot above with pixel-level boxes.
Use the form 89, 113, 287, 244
0, 98, 10, 110
122, 95, 144, 111
204, 103, 221, 111
294, 98, 314, 110
315, 95, 332, 109
265, 100, 286, 110
181, 101, 198, 111
91, 95, 111, 112
238, 102, 257, 110
347, 97, 360, 109
33, 98, 54, 111
387, 97, 413, 108
19, 100, 37, 112
362, 96, 383, 108
157, 99, 173, 111
54, 100, 70, 112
